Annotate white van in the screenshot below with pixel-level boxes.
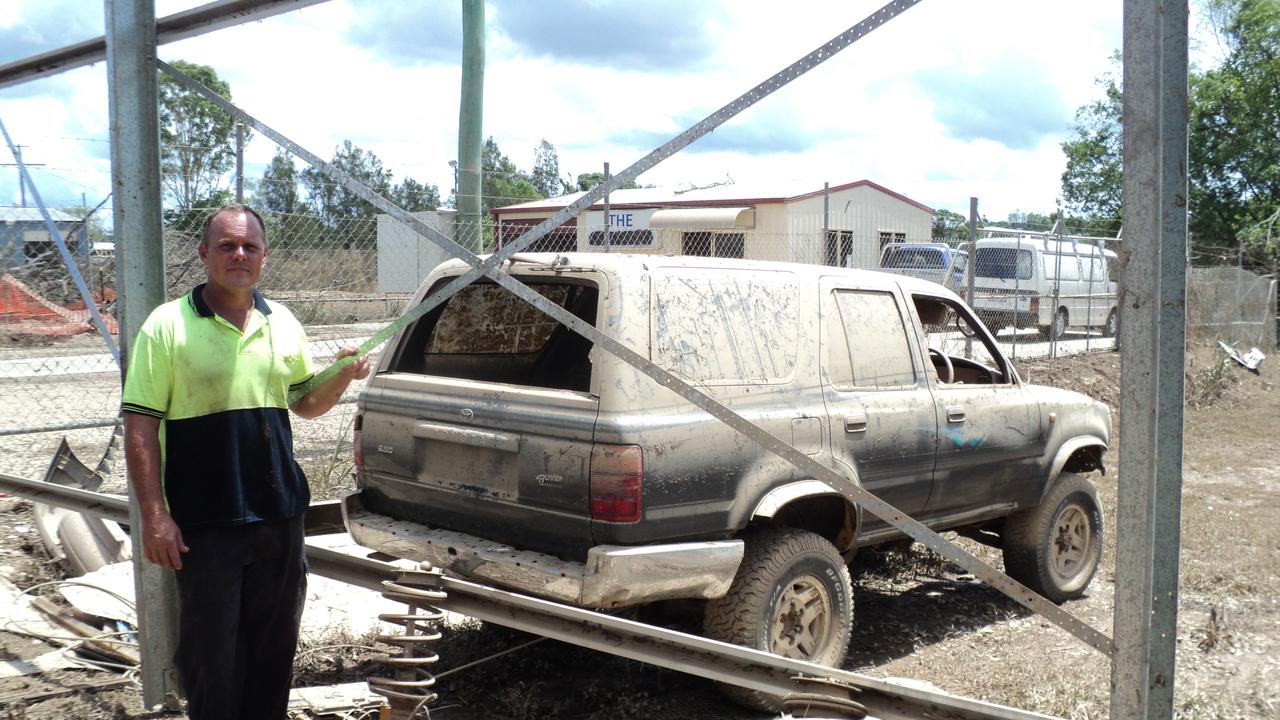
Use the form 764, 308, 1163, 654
968, 236, 1118, 339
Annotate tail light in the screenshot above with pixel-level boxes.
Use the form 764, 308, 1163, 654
1029, 294, 1040, 315
590, 444, 643, 523
352, 412, 364, 473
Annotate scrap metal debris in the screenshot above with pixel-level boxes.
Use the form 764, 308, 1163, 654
1218, 340, 1266, 373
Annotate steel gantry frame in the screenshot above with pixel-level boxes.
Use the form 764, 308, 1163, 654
0, 0, 1188, 717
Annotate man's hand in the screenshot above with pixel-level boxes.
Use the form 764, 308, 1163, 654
335, 346, 371, 382
125, 412, 188, 570
142, 510, 189, 570
291, 346, 370, 419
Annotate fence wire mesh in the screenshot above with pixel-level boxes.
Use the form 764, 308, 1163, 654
2, 204, 1276, 500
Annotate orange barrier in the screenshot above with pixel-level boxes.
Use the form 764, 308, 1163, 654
0, 273, 118, 336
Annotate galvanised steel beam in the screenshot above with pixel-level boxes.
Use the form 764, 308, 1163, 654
104, 0, 179, 709
0, 0, 330, 90
1113, 1, 1189, 718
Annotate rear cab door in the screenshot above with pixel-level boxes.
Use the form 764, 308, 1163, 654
819, 276, 938, 542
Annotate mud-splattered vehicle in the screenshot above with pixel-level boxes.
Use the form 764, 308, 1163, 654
343, 253, 1110, 710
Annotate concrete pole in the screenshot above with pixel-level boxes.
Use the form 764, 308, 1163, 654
457, 0, 484, 252
235, 122, 244, 203
105, 0, 182, 710
1112, 1, 1188, 718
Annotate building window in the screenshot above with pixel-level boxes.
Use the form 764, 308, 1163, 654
825, 230, 853, 267
500, 220, 577, 252
682, 231, 744, 259
588, 229, 654, 247
878, 231, 906, 252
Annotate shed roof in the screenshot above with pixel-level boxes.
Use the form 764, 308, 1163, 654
491, 179, 934, 216
0, 207, 81, 223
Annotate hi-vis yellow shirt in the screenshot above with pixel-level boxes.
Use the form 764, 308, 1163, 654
122, 284, 315, 529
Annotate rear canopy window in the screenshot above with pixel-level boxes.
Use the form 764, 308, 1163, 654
975, 247, 1034, 280
652, 268, 798, 385
392, 280, 598, 392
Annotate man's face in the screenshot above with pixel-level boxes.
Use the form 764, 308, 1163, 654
198, 210, 267, 293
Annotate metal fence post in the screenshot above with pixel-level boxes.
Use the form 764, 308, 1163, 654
1113, 1, 1189, 718
105, 0, 182, 709
966, 197, 977, 356
456, 0, 484, 251
602, 161, 611, 252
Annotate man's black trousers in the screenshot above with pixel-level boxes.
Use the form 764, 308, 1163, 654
174, 515, 306, 720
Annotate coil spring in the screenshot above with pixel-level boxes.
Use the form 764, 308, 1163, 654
368, 577, 448, 718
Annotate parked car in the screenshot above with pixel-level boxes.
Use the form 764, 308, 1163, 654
879, 242, 968, 290
967, 236, 1118, 340
343, 253, 1111, 710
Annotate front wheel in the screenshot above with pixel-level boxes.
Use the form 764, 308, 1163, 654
704, 527, 853, 712
1002, 473, 1103, 603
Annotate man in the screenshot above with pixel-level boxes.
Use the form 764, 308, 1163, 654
122, 203, 369, 719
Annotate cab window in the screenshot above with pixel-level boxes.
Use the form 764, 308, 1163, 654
914, 295, 1010, 385
827, 290, 917, 389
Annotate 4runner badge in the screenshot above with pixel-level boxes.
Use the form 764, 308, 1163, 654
536, 474, 564, 486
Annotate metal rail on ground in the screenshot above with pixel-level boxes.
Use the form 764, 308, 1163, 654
0, 472, 1059, 720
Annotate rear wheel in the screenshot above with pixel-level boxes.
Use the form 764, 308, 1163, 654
1002, 473, 1102, 603
704, 526, 853, 712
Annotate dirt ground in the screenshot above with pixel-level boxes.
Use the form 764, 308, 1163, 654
1, 343, 1277, 719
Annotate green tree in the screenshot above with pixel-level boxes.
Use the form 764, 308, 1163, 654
392, 177, 441, 212
301, 141, 392, 222
1061, 1, 1279, 262
1189, 0, 1280, 262
482, 137, 541, 213
574, 171, 641, 192
300, 141, 393, 248
1060, 64, 1123, 227
159, 60, 246, 210
932, 209, 968, 242
260, 150, 301, 216
530, 140, 568, 197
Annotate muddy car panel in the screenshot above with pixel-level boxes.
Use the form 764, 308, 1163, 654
347, 253, 1110, 607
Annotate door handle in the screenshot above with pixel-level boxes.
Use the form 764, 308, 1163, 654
844, 413, 868, 433
946, 406, 966, 423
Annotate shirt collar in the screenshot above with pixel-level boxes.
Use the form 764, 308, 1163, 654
189, 283, 272, 318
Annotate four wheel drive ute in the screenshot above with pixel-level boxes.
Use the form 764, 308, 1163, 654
343, 253, 1110, 710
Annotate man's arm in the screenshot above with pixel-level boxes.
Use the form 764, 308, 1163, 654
290, 346, 371, 420
124, 412, 188, 570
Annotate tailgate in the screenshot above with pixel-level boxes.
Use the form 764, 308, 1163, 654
358, 375, 600, 558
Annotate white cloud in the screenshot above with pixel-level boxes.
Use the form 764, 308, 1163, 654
1, 0, 1139, 221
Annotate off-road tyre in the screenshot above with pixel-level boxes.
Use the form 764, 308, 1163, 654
704, 526, 853, 712
1002, 473, 1103, 603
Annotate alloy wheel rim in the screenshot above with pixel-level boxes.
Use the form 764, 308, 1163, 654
770, 576, 835, 660
1050, 504, 1094, 584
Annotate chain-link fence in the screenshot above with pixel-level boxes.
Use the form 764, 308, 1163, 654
3, 203, 1275, 495
1187, 265, 1278, 349
0, 206, 405, 496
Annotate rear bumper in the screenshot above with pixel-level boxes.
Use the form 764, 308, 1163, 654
341, 491, 744, 608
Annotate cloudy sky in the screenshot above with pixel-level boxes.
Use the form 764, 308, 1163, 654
0, 1, 1213, 224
